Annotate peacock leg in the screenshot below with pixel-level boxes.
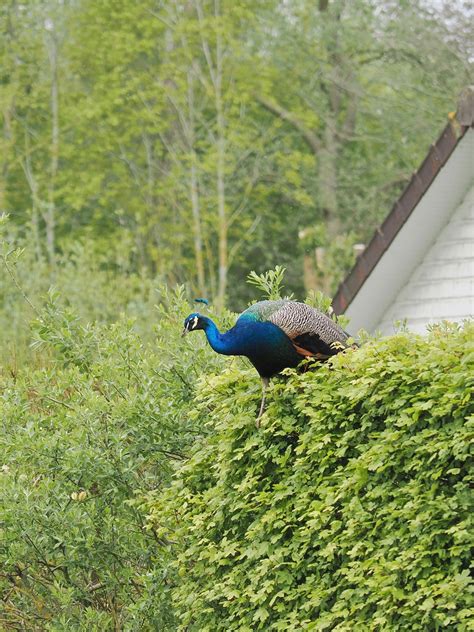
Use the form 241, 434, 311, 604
256, 377, 270, 427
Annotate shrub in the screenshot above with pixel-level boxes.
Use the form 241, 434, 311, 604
0, 231, 161, 368
147, 322, 473, 631
0, 287, 226, 630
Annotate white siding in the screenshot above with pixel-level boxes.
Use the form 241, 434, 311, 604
377, 183, 474, 334
344, 128, 474, 333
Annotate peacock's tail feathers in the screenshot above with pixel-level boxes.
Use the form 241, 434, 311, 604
239, 300, 349, 348
268, 301, 349, 348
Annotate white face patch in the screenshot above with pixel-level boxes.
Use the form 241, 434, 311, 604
191, 316, 199, 329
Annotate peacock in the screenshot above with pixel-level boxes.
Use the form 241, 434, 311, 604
182, 299, 354, 423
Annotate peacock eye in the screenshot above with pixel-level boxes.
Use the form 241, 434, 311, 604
192, 316, 199, 329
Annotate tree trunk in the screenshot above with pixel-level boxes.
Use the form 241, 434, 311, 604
319, 121, 340, 239
0, 104, 13, 214
213, 0, 227, 309
186, 70, 206, 296
23, 132, 43, 262
46, 25, 58, 267
192, 0, 229, 308
215, 108, 227, 309
190, 158, 206, 295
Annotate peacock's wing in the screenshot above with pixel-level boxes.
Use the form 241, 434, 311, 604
238, 299, 289, 323
267, 301, 350, 359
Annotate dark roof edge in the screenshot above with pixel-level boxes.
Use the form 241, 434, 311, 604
332, 90, 474, 316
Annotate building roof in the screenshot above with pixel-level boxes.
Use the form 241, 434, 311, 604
332, 87, 474, 331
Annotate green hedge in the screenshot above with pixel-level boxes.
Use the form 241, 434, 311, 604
148, 322, 473, 631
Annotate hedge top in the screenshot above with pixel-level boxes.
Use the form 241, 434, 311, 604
148, 322, 473, 631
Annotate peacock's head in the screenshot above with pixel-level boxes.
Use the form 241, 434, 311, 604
182, 313, 206, 337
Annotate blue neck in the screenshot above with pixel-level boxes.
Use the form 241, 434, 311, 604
198, 314, 302, 377
201, 317, 237, 356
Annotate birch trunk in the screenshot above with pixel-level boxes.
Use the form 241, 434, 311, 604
193, 0, 228, 307
186, 71, 206, 295
190, 158, 206, 295
46, 25, 58, 267
23, 132, 43, 262
214, 0, 227, 309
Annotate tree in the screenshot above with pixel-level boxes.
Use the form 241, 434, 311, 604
252, 0, 472, 293
1, 0, 471, 305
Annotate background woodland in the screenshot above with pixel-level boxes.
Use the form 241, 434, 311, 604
1, 0, 472, 316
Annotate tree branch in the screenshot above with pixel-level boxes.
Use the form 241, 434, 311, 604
255, 94, 322, 154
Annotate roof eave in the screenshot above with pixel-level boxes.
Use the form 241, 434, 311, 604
332, 91, 474, 316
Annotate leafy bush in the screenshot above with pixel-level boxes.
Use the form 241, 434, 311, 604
0, 227, 161, 367
0, 287, 226, 630
147, 322, 473, 630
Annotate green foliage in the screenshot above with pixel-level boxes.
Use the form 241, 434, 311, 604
0, 288, 225, 630
247, 266, 290, 301
304, 289, 334, 314
0, 225, 161, 366
1, 1, 471, 304
147, 323, 473, 630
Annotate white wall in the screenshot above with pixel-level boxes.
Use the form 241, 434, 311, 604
344, 128, 474, 334
377, 183, 474, 334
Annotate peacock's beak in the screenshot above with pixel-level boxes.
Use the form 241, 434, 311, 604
181, 327, 188, 337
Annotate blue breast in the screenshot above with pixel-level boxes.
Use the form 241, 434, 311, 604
226, 319, 301, 378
